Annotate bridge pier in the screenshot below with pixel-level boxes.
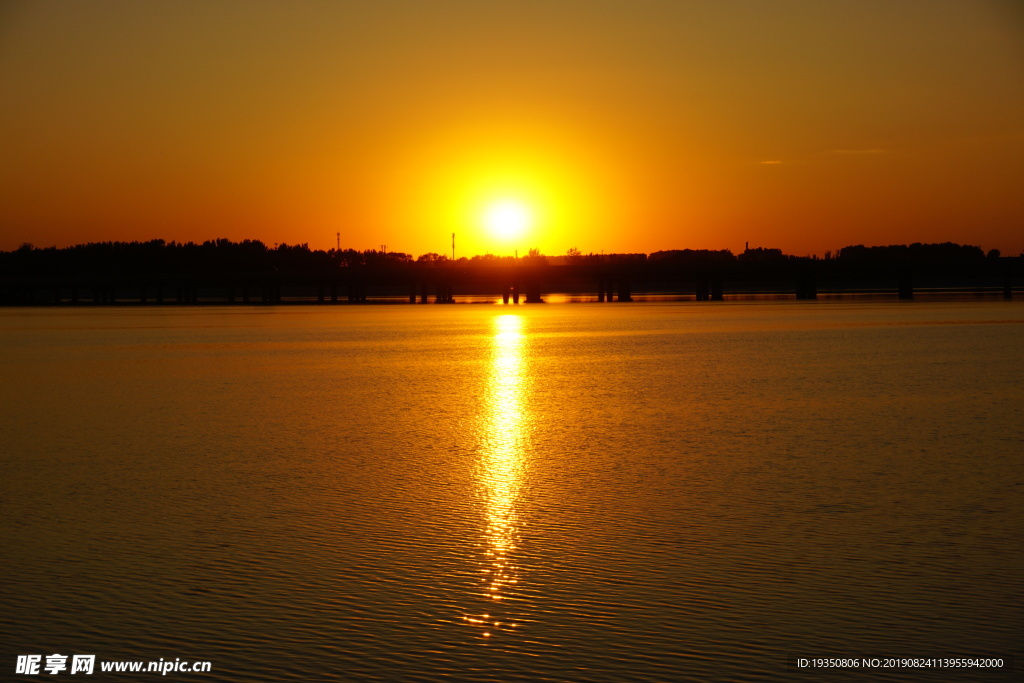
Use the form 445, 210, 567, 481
616, 278, 632, 302
711, 280, 723, 301
597, 275, 621, 302
434, 282, 454, 303
347, 282, 366, 303
523, 278, 543, 303
795, 277, 817, 300
898, 275, 914, 300
500, 283, 520, 304
694, 276, 723, 301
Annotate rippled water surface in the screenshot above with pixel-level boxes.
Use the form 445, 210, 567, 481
2, 302, 1022, 681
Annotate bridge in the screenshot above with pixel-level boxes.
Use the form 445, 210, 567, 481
0, 260, 1017, 305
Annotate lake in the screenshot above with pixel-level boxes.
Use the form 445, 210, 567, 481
1, 301, 1021, 681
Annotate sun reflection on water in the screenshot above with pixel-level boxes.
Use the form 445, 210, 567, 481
465, 313, 528, 639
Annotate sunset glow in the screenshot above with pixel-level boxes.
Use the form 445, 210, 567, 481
0, 3, 1021, 256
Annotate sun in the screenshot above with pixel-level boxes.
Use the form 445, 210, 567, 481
483, 200, 532, 241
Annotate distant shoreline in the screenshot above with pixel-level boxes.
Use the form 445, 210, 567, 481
2, 240, 1018, 306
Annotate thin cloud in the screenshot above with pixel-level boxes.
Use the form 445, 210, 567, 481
829, 148, 886, 155
759, 160, 783, 165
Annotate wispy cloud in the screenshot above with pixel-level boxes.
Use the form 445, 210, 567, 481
829, 148, 886, 155
759, 160, 783, 165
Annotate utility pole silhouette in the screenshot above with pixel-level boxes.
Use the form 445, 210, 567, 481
336, 232, 340, 251
451, 233, 455, 261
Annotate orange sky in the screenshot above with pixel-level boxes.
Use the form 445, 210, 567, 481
1, 0, 1022, 257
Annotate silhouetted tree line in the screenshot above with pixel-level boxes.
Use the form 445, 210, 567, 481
0, 238, 1013, 280
0, 239, 417, 277
836, 242, 990, 262
650, 249, 737, 266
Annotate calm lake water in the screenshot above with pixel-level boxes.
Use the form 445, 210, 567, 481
2, 301, 1022, 681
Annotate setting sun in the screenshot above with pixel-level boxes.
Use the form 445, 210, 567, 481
483, 200, 532, 242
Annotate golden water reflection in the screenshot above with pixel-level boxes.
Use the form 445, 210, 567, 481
465, 313, 528, 639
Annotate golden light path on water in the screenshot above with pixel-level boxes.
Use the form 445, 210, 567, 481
465, 313, 527, 640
